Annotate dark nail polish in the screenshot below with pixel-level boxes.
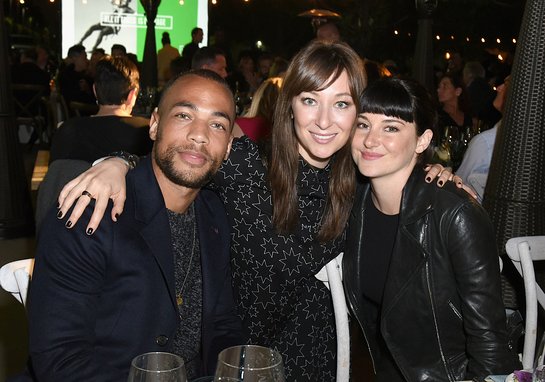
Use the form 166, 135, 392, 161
426, 177, 431, 182
86, 228, 94, 235
56, 202, 60, 209
65, 220, 72, 228
438, 180, 444, 186
115, 213, 119, 220
57, 211, 63, 219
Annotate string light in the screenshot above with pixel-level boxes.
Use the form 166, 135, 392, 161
394, 30, 399, 35
445, 52, 451, 60
19, 0, 24, 4
513, 38, 517, 43
211, 0, 217, 4
498, 54, 504, 61
179, 0, 184, 4
466, 37, 470, 42
481, 37, 486, 43
435, 35, 440, 40
496, 38, 501, 44
450, 35, 454, 40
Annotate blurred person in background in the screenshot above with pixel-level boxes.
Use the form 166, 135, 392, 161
50, 55, 152, 163
191, 47, 228, 79
232, 76, 282, 141
316, 21, 341, 42
456, 75, 510, 203
157, 32, 180, 87
182, 27, 204, 65
57, 44, 96, 109
463, 61, 501, 130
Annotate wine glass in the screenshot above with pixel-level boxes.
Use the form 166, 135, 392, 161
214, 345, 285, 382
128, 352, 187, 382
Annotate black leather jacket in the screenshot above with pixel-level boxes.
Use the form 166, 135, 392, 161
343, 167, 514, 382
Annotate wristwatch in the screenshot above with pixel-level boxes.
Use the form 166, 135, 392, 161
92, 151, 140, 170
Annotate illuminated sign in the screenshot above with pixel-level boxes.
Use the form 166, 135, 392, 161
62, 0, 208, 60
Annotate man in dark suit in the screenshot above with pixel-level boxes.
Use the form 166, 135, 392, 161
28, 70, 245, 381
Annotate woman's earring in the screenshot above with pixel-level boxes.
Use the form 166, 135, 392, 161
290, 112, 294, 119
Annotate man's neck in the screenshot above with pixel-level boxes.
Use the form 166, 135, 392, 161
95, 105, 132, 117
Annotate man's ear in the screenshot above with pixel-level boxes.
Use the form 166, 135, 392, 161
149, 108, 159, 141
125, 87, 138, 107
416, 129, 434, 154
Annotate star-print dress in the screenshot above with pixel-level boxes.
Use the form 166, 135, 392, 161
211, 137, 345, 381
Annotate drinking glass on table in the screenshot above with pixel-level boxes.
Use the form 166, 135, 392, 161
128, 352, 187, 382
214, 345, 285, 381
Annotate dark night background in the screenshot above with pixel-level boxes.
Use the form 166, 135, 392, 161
5, 0, 526, 74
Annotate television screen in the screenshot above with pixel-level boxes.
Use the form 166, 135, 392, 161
62, 0, 208, 59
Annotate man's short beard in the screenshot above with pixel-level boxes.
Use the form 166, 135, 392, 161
153, 145, 220, 189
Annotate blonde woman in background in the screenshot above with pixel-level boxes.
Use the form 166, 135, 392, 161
232, 76, 283, 141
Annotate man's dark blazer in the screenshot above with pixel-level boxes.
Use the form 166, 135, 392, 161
29, 156, 245, 381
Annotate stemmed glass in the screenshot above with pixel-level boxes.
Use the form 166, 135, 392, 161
214, 345, 285, 382
128, 352, 187, 382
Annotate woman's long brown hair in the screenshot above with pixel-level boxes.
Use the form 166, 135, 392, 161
267, 40, 367, 242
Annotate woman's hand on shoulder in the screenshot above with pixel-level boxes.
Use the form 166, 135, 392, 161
424, 163, 478, 199
57, 158, 130, 234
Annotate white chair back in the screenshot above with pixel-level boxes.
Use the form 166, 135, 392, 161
506, 236, 545, 370
0, 259, 35, 307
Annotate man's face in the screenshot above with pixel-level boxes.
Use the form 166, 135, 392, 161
203, 55, 228, 79
150, 75, 234, 189
73, 52, 89, 72
194, 30, 204, 44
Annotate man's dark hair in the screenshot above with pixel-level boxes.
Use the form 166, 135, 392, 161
191, 27, 203, 37
67, 44, 86, 58
161, 32, 171, 45
111, 44, 127, 55
158, 69, 234, 113
94, 55, 139, 105
191, 47, 224, 70
92, 48, 106, 56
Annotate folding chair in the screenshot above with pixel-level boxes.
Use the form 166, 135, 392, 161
506, 236, 545, 370
0, 259, 35, 307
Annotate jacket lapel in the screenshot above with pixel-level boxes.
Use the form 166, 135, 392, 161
130, 157, 178, 311
382, 167, 434, 316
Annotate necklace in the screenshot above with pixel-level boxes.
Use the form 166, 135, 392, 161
176, 207, 197, 307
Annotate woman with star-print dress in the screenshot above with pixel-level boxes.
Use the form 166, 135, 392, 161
211, 135, 346, 380
205, 40, 368, 380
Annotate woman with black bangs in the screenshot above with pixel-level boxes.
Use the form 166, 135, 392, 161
344, 78, 514, 382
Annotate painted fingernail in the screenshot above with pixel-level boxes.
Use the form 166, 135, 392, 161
438, 180, 444, 186
115, 213, 119, 221
426, 177, 431, 182
56, 202, 60, 209
65, 220, 72, 228
57, 211, 63, 219
86, 228, 94, 235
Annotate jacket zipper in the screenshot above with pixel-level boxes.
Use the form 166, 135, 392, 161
346, 292, 376, 373
426, 261, 454, 382
448, 300, 463, 321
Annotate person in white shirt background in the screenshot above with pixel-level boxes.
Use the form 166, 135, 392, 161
456, 75, 511, 203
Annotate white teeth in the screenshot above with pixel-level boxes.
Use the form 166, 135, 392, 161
311, 133, 335, 140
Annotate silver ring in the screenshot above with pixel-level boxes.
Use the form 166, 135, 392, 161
81, 190, 94, 199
